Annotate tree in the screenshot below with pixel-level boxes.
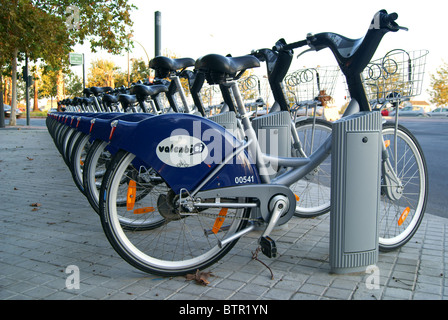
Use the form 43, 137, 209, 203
130, 58, 151, 84
1, 0, 70, 124
64, 72, 83, 98
1, 0, 136, 124
39, 67, 59, 99
428, 61, 448, 107
33, 0, 136, 109
87, 59, 121, 88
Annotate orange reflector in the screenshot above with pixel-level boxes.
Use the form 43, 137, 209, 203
384, 140, 390, 148
133, 207, 155, 214
126, 180, 137, 211
295, 194, 300, 202
398, 207, 410, 226
212, 208, 228, 234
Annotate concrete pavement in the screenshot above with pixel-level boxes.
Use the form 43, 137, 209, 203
1, 127, 447, 302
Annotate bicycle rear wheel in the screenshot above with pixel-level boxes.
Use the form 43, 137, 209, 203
291, 118, 332, 217
99, 150, 251, 276
378, 123, 428, 251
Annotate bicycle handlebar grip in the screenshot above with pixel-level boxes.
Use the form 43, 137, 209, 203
382, 12, 398, 24
272, 39, 307, 52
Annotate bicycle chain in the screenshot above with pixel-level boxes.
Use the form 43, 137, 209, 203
180, 211, 262, 222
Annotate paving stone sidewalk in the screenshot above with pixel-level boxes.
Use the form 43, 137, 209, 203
1, 128, 447, 301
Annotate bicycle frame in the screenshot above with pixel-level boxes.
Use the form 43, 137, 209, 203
108, 11, 404, 219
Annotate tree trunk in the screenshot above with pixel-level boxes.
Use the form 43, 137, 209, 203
0, 73, 5, 128
33, 73, 39, 112
56, 69, 64, 112
9, 48, 18, 126
3, 77, 9, 104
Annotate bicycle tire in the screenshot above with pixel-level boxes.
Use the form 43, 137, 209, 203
69, 133, 91, 195
378, 122, 428, 251
291, 118, 332, 217
64, 130, 82, 168
99, 149, 251, 276
83, 140, 110, 214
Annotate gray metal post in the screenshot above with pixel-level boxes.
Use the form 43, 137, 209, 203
25, 55, 30, 126
82, 53, 86, 90
0, 74, 5, 128
329, 111, 382, 274
155, 11, 161, 57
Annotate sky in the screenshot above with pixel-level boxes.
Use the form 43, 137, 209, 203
72, 0, 448, 105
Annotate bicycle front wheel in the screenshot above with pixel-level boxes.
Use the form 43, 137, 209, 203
83, 140, 111, 214
378, 123, 428, 251
99, 150, 251, 276
69, 133, 91, 195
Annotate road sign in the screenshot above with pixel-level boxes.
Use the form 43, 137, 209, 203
69, 53, 83, 66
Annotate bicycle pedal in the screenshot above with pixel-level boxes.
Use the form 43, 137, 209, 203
259, 236, 277, 258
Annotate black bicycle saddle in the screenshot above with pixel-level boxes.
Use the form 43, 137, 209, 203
195, 54, 260, 75
149, 56, 195, 71
90, 86, 113, 96
118, 94, 137, 111
130, 84, 169, 99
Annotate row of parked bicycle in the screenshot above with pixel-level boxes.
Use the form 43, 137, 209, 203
46, 10, 428, 276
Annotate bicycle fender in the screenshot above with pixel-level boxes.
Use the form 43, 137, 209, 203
89, 113, 155, 142
109, 113, 260, 194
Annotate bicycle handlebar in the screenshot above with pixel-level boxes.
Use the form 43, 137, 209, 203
306, 10, 406, 71
272, 39, 308, 52
283, 10, 406, 112
251, 10, 407, 113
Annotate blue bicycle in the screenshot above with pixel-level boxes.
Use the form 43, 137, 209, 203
91, 10, 427, 276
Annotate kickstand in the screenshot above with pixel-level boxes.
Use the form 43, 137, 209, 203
252, 247, 274, 280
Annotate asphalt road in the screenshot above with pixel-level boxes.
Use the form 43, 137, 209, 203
7, 116, 448, 219
395, 117, 448, 219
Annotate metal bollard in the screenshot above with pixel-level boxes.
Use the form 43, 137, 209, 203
330, 111, 382, 273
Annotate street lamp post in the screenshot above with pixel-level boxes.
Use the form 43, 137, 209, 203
127, 35, 151, 84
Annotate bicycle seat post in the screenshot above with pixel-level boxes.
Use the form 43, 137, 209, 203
225, 80, 270, 183
170, 75, 193, 113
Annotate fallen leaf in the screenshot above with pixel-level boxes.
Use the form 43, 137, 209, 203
185, 269, 214, 286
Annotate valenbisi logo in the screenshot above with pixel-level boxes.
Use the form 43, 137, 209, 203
156, 135, 208, 168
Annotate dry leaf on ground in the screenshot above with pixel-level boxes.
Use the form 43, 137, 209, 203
185, 269, 214, 286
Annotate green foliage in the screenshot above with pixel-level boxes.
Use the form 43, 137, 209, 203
37, 66, 82, 98
1, 0, 137, 70
0, 0, 70, 69
31, 0, 137, 55
130, 58, 151, 83
86, 58, 151, 89
87, 59, 121, 88
428, 61, 448, 107
65, 72, 83, 97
